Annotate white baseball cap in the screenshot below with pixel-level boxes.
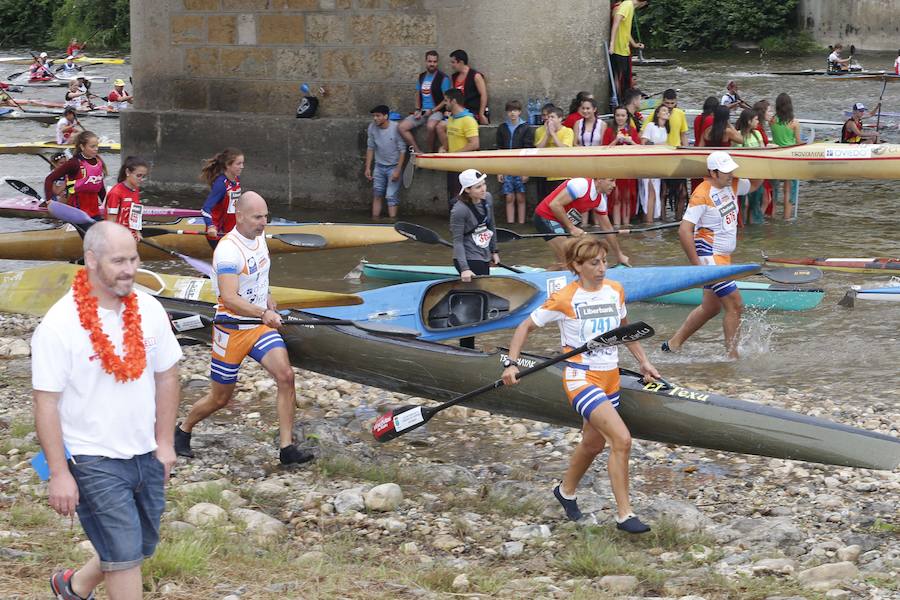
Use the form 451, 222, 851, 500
66, 55, 74, 60
458, 169, 487, 190
852, 102, 866, 112
39, 52, 48, 58
706, 151, 739, 174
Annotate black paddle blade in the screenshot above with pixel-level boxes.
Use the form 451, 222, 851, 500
588, 321, 654, 350
372, 404, 435, 443
5, 178, 42, 200
272, 233, 327, 248
837, 289, 857, 309
494, 228, 523, 243
394, 221, 441, 245
761, 267, 823, 284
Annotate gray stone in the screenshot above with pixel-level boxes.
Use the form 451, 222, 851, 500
718, 517, 804, 548
824, 590, 850, 600
230, 508, 285, 538
220, 490, 247, 507
751, 558, 798, 576
429, 464, 478, 486
644, 498, 712, 532
796, 561, 859, 591
598, 575, 638, 592
836, 544, 861, 562
364, 483, 403, 512
333, 488, 366, 514
500, 541, 524, 558
509, 524, 551, 541
451, 573, 469, 591
185, 502, 228, 526
431, 534, 464, 551
252, 479, 289, 498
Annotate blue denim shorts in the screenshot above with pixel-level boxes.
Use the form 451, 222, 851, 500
71, 451, 166, 572
501, 175, 526, 194
373, 163, 402, 206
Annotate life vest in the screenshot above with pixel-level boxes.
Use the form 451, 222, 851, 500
535, 178, 606, 224
209, 175, 241, 233
841, 118, 862, 144
65, 155, 105, 218
418, 70, 447, 108
452, 68, 484, 116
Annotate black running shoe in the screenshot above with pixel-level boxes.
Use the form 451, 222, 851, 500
660, 341, 671, 353
279, 444, 315, 466
553, 484, 583, 521
616, 514, 651, 534
174, 424, 194, 458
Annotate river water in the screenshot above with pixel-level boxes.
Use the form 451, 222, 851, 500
0, 50, 898, 412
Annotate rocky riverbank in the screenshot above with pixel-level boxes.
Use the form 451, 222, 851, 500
0, 312, 897, 599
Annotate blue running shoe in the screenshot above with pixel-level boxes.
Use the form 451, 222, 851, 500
616, 514, 651, 534
553, 484, 583, 521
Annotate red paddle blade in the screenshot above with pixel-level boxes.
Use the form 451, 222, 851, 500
372, 405, 427, 443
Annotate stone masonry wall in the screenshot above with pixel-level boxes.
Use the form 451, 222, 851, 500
797, 0, 900, 52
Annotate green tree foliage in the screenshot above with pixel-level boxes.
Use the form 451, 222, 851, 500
0, 0, 129, 50
636, 0, 800, 51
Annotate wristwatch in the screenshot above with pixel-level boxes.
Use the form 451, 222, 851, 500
502, 358, 518, 369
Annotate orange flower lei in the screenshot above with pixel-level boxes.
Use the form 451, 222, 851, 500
72, 268, 146, 382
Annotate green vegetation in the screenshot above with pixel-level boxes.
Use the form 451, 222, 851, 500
638, 0, 818, 54
0, 0, 129, 50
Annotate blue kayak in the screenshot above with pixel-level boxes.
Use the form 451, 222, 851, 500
307, 264, 760, 341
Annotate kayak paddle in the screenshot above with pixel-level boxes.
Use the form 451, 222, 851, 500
394, 221, 524, 274
167, 310, 421, 339
371, 321, 655, 443
759, 267, 823, 285
47, 200, 216, 278
5, 178, 43, 200
140, 227, 327, 249
495, 221, 680, 243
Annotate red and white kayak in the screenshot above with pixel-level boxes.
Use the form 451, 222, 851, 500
764, 256, 900, 274
0, 196, 202, 220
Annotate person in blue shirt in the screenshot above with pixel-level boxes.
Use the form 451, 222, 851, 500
398, 50, 451, 154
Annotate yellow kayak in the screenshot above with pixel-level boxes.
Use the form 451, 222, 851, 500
416, 143, 900, 180
0, 263, 362, 317
0, 141, 120, 155
0, 56, 126, 66
0, 219, 406, 261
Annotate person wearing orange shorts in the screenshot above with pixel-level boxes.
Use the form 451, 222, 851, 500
174, 191, 314, 466
502, 236, 660, 533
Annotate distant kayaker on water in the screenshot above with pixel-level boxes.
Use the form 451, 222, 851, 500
827, 44, 852, 72
841, 102, 881, 144
662, 151, 761, 359
502, 235, 660, 533
175, 191, 315, 467
44, 130, 107, 220
721, 80, 751, 112
200, 147, 244, 248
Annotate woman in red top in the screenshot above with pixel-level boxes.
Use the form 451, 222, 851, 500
563, 91, 594, 129
700, 106, 742, 147
601, 106, 640, 227
43, 130, 107, 219
693, 96, 718, 145
105, 156, 149, 240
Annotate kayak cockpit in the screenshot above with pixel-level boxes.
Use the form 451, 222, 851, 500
421, 276, 539, 331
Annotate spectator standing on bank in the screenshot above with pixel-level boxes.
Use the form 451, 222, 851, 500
496, 99, 534, 224
439, 89, 480, 208
364, 105, 406, 220
398, 50, 450, 154
33, 221, 182, 600
609, 0, 648, 102
535, 105, 574, 203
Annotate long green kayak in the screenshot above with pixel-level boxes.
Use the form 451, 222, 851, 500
160, 296, 900, 471
359, 263, 825, 311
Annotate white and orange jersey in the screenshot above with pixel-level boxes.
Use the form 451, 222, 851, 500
683, 178, 750, 257
530, 279, 626, 372
212, 229, 271, 321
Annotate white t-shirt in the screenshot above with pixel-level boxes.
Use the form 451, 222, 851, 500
32, 289, 182, 459
641, 122, 668, 145
828, 51, 841, 64
213, 229, 271, 320
55, 117, 75, 144
683, 178, 750, 256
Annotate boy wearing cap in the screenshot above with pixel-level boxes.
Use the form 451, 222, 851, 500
365, 105, 407, 219
107, 79, 133, 112
59, 56, 81, 78
663, 151, 760, 359
841, 102, 881, 143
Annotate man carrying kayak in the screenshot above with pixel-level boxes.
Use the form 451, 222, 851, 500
662, 151, 760, 359
175, 191, 314, 467
532, 177, 629, 269
841, 101, 881, 143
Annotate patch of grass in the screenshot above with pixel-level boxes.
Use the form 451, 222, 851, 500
865, 574, 899, 591
677, 572, 820, 600
143, 536, 212, 583
440, 484, 543, 517
9, 419, 33, 438
168, 482, 226, 519
869, 518, 899, 534
640, 516, 716, 551
414, 566, 457, 593
8, 501, 56, 528
315, 454, 422, 486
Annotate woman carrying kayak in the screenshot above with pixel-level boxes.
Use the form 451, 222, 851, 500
533, 176, 627, 269
770, 93, 802, 219
450, 168, 499, 349
200, 147, 244, 248
502, 236, 660, 533
43, 130, 106, 220
105, 156, 150, 241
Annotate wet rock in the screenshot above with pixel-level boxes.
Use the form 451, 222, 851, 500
333, 488, 366, 514
364, 483, 402, 511
796, 561, 858, 591
185, 502, 227, 526
598, 575, 638, 592
230, 508, 285, 538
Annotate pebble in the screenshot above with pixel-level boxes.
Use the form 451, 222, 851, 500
451, 573, 469, 591
500, 541, 524, 558
185, 502, 227, 526
796, 561, 859, 591
230, 508, 286, 538
598, 575, 638, 592
364, 483, 403, 511
508, 524, 551, 541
